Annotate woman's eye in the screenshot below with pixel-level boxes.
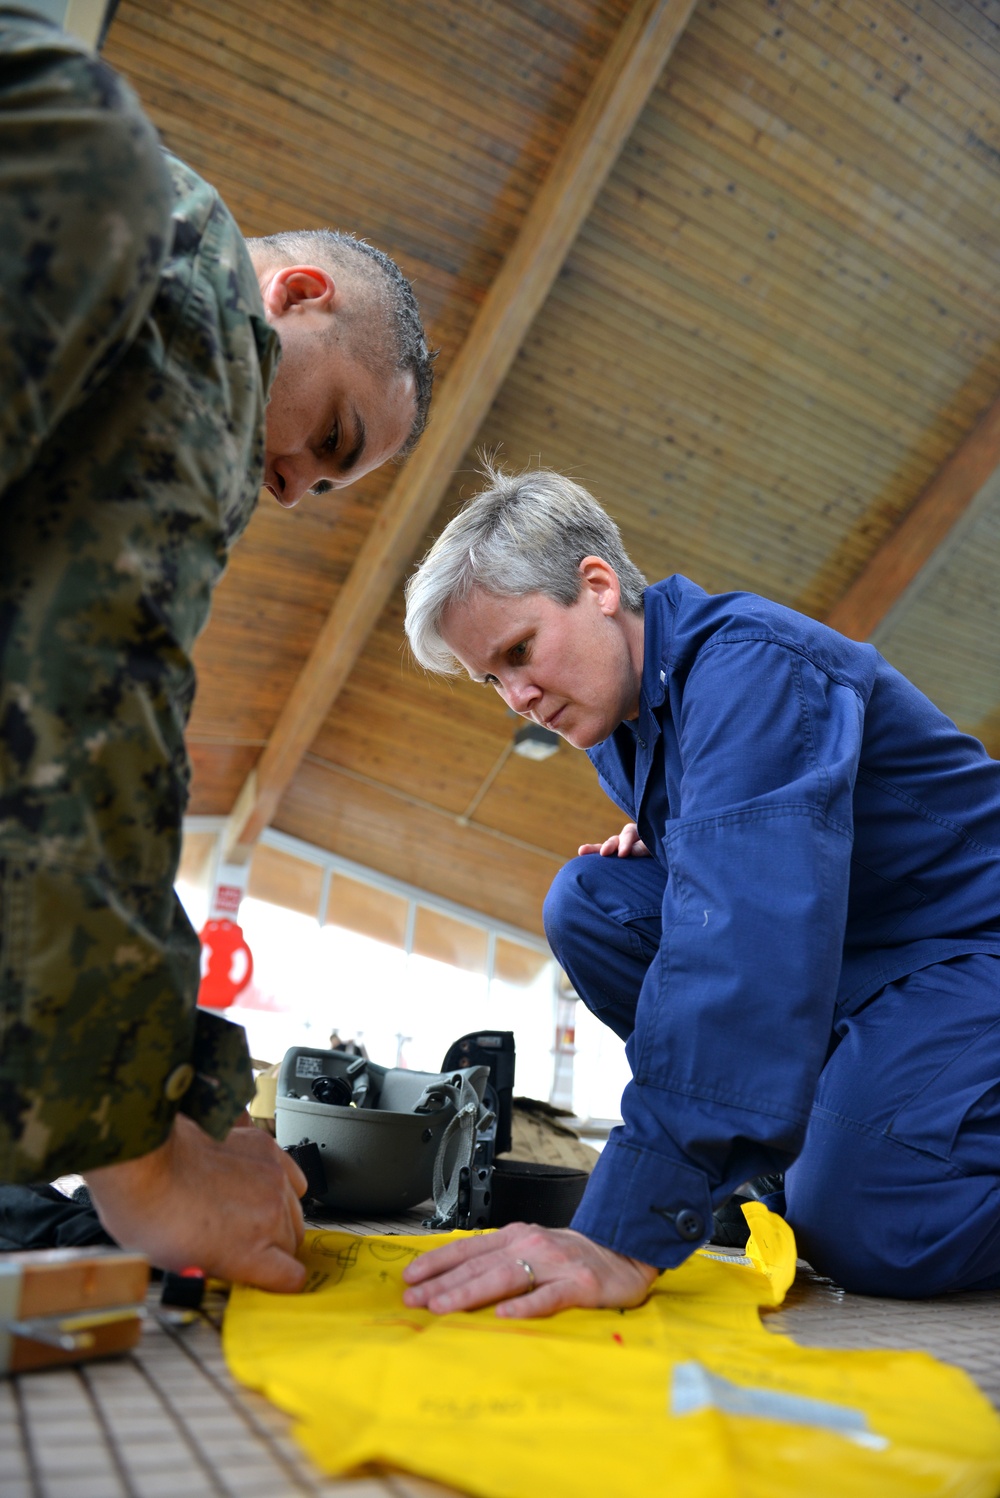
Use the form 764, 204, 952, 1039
509, 641, 528, 662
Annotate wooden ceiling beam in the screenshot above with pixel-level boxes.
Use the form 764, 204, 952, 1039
222, 0, 697, 860
824, 394, 1000, 641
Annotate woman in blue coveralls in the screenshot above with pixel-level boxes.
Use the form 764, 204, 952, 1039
400, 465, 1000, 1321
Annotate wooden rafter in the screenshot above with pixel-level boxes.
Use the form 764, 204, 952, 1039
222, 0, 698, 859
824, 395, 1000, 641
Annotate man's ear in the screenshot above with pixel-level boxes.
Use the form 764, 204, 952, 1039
578, 555, 622, 616
261, 264, 338, 318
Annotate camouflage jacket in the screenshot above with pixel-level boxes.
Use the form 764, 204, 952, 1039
0, 13, 279, 1181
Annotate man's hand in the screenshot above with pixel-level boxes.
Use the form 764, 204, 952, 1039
402, 1222, 659, 1318
578, 821, 649, 858
85, 1113, 308, 1292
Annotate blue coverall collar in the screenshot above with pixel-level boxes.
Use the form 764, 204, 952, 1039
636, 579, 677, 727
617, 582, 679, 822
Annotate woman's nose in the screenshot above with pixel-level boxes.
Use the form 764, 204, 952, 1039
505, 678, 539, 714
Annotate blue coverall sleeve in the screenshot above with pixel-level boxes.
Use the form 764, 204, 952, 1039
572, 638, 864, 1267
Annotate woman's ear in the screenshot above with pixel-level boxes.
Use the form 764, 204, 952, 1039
578, 555, 622, 616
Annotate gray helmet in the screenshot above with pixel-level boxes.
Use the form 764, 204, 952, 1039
275, 1047, 491, 1220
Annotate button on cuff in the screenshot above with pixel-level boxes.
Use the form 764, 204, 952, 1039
572, 1134, 714, 1268
656, 1205, 705, 1241
163, 1063, 194, 1102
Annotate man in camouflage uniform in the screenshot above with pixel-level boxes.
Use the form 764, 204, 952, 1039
0, 8, 431, 1290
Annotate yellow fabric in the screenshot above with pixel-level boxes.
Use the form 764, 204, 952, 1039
223, 1205, 1000, 1498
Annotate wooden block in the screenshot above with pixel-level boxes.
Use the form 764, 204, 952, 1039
6, 1314, 145, 1374
0, 1248, 149, 1375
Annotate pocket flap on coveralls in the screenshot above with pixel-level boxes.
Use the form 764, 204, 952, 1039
887, 1015, 1000, 1165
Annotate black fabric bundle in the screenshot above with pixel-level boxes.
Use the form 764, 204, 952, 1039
0, 1183, 114, 1251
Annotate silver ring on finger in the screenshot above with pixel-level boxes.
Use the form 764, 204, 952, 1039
514, 1258, 535, 1293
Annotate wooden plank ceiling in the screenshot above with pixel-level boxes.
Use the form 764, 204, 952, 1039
104, 0, 1000, 938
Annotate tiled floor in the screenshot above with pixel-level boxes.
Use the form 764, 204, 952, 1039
2, 1221, 999, 1498
1, 1210, 462, 1498
768, 1261, 1000, 1408
1, 1287, 424, 1498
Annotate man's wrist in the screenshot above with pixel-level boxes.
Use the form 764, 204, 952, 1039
84, 1119, 175, 1200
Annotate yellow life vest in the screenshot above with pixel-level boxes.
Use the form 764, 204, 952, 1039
223, 1205, 1000, 1498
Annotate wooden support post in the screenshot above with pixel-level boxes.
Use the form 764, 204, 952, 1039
222, 0, 697, 859
824, 395, 1000, 641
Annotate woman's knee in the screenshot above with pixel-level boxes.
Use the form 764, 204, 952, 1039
785, 1132, 1000, 1298
544, 853, 665, 950
793, 1223, 974, 1299
543, 857, 662, 1039
542, 857, 594, 956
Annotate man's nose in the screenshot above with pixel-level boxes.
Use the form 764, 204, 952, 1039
268, 460, 302, 508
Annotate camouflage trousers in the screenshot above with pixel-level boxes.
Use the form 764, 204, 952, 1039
0, 10, 259, 1182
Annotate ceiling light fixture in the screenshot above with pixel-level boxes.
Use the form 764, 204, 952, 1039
513, 723, 560, 761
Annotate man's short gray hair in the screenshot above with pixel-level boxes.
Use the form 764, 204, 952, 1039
246, 228, 434, 456
405, 465, 647, 673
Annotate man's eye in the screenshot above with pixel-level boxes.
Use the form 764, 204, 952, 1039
310, 480, 334, 496
482, 673, 499, 686
509, 641, 528, 661
323, 423, 339, 454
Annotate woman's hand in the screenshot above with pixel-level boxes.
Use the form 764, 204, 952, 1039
578, 821, 649, 858
402, 1222, 659, 1318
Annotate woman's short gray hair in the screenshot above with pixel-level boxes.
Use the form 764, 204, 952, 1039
405, 464, 648, 673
